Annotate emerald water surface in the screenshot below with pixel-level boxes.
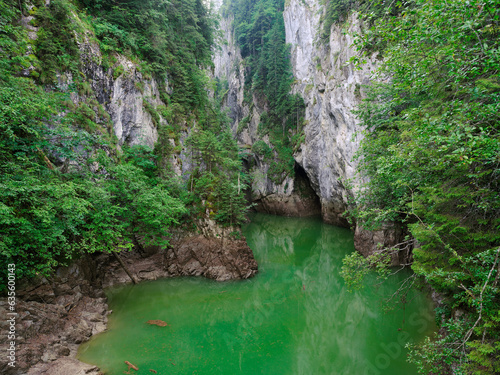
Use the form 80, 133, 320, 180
78, 214, 435, 374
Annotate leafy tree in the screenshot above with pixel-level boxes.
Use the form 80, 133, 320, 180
0, 0, 189, 289
102, 146, 187, 248
185, 108, 251, 227
344, 0, 500, 372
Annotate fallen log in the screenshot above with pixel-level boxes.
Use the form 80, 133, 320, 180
146, 319, 169, 327
125, 361, 139, 371
113, 252, 137, 284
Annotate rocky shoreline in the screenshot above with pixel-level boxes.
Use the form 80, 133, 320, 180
0, 234, 258, 375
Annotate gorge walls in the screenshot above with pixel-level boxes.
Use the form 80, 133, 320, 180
283, 0, 376, 227
214, 0, 407, 261
214, 0, 373, 226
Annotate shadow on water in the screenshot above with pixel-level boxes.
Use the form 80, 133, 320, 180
78, 213, 435, 375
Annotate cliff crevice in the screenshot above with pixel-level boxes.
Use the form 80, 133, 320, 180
214, 0, 407, 259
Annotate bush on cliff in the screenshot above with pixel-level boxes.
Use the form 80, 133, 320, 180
344, 0, 500, 373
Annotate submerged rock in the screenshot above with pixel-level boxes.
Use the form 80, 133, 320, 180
146, 320, 169, 327
28, 358, 101, 375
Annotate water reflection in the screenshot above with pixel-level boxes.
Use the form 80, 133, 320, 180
244, 214, 434, 375
78, 213, 435, 375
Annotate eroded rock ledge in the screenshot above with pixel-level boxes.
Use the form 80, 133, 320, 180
103, 234, 258, 287
0, 234, 257, 375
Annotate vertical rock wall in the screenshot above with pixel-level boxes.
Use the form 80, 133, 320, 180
214, 0, 407, 261
213, 8, 322, 218
54, 18, 186, 173
70, 35, 163, 149
213, 0, 375, 225
284, 0, 377, 227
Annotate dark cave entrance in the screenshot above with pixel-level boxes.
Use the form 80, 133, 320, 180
292, 162, 321, 215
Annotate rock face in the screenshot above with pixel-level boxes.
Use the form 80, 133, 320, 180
283, 2, 376, 228
53, 15, 185, 173
103, 233, 258, 287
213, 14, 247, 135
0, 257, 108, 375
213, 11, 322, 218
252, 163, 321, 217
166, 235, 258, 281
213, 1, 373, 224
284, 2, 411, 256
354, 223, 413, 266
214, 0, 407, 259
28, 358, 101, 375
67, 34, 163, 149
0, 231, 258, 375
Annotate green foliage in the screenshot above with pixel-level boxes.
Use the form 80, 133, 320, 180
266, 137, 295, 184
113, 64, 124, 79
71, 102, 97, 130
0, 84, 186, 286
186, 109, 251, 227
340, 252, 370, 291
0, 1, 189, 290
142, 99, 160, 127
224, 0, 306, 182
237, 115, 250, 134
340, 247, 392, 292
319, 0, 408, 43
466, 328, 500, 374
100, 146, 187, 248
153, 122, 175, 178
320, 0, 355, 40
82, 0, 216, 111
252, 140, 272, 159
33, 0, 80, 83
71, 0, 247, 228
348, 0, 500, 372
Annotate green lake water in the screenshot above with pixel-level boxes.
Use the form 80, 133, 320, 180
78, 213, 436, 375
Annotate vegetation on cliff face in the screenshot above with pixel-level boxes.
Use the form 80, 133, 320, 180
320, 0, 401, 42
3, 0, 498, 371
222, 0, 305, 183
342, 0, 500, 373
81, 0, 215, 110
77, 0, 250, 229
0, 0, 249, 289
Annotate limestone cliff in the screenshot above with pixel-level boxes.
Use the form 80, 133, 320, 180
284, 1, 376, 228
19, 3, 165, 150
213, 1, 370, 224
65, 31, 169, 150
23, 5, 188, 174
0, 6, 260, 374
214, 0, 407, 261
213, 10, 321, 218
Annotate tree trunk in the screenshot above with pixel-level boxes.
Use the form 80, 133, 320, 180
113, 252, 137, 284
